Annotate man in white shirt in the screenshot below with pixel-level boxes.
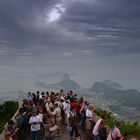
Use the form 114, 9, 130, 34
29, 111, 43, 140
107, 122, 121, 140
86, 104, 95, 140
63, 100, 71, 124
86, 104, 94, 128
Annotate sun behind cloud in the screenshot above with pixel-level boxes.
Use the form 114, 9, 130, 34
48, 9, 60, 22
48, 4, 65, 22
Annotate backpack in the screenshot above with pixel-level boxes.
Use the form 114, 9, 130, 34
111, 127, 120, 140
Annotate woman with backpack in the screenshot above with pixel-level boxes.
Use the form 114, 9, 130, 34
107, 122, 122, 140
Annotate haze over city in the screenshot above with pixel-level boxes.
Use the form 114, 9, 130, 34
0, 0, 140, 92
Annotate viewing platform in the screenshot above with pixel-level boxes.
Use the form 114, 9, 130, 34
0, 92, 89, 140
0, 91, 140, 140
0, 109, 77, 140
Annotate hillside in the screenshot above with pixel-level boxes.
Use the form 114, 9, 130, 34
89, 80, 140, 110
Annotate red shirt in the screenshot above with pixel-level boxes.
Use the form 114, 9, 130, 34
70, 101, 79, 113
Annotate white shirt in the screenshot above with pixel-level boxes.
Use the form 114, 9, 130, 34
62, 102, 67, 110
92, 119, 102, 135
62, 102, 70, 114
38, 113, 43, 119
107, 126, 121, 140
86, 109, 93, 119
60, 96, 65, 101
29, 115, 43, 131
65, 103, 71, 115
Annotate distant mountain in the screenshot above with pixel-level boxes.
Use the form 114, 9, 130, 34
35, 73, 81, 91
90, 80, 122, 92
48, 73, 81, 91
35, 81, 47, 88
102, 80, 122, 89
89, 80, 140, 110
62, 73, 71, 81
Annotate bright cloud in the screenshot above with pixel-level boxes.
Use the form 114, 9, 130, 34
48, 4, 65, 22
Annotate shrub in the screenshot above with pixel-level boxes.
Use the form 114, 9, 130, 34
2, 101, 18, 119
94, 108, 112, 119
107, 119, 140, 138
0, 121, 5, 134
0, 100, 18, 133
96, 109, 140, 138
121, 122, 140, 138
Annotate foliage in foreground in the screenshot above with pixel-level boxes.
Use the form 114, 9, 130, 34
95, 108, 140, 138
0, 100, 18, 133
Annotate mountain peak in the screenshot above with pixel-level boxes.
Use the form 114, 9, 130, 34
102, 80, 122, 89
48, 73, 81, 91
62, 73, 71, 81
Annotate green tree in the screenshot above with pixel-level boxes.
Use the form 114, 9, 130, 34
0, 100, 18, 133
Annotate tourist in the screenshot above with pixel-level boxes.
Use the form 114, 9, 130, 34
93, 118, 106, 140
36, 91, 40, 103
64, 100, 71, 124
99, 120, 108, 140
5, 120, 19, 140
50, 103, 61, 135
27, 92, 33, 103
38, 99, 44, 113
70, 99, 80, 114
32, 93, 37, 104
79, 101, 86, 128
43, 116, 53, 140
45, 98, 54, 112
107, 122, 122, 140
67, 107, 79, 140
15, 108, 27, 138
85, 104, 95, 140
29, 111, 43, 140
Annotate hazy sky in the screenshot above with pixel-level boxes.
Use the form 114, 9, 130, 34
0, 0, 140, 92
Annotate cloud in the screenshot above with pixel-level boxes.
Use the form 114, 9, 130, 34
63, 52, 72, 57
0, 0, 140, 65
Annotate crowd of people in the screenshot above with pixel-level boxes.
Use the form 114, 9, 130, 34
4, 89, 138, 140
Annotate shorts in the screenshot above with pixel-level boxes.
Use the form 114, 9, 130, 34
86, 119, 91, 129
